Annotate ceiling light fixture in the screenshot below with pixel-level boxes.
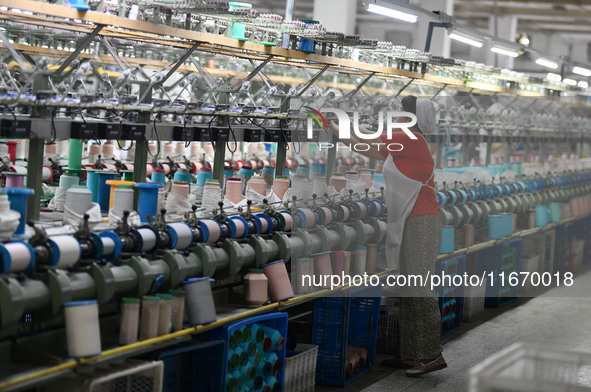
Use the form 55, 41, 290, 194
578, 80, 589, 89
365, 2, 418, 23
536, 57, 559, 69
572, 66, 591, 77
563, 78, 577, 86
546, 73, 562, 82
490, 46, 520, 57
449, 31, 483, 48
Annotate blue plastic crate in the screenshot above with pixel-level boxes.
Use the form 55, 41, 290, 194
583, 217, 591, 265
554, 224, 567, 273
218, 312, 288, 392
436, 255, 466, 338
152, 340, 226, 392
564, 222, 576, 272
313, 285, 382, 387
484, 238, 522, 307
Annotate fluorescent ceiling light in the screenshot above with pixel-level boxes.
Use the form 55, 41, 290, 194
563, 78, 577, 86
546, 73, 561, 82
535, 57, 558, 69
578, 80, 589, 89
573, 66, 591, 77
490, 46, 519, 57
366, 3, 418, 23
449, 32, 483, 48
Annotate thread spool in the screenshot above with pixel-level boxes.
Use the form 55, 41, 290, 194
155, 293, 172, 336
65, 187, 92, 215
297, 208, 316, 229
4, 188, 34, 237
161, 163, 172, 175
244, 269, 268, 307
261, 166, 275, 191
110, 186, 134, 218
354, 201, 368, 219
45, 142, 57, 155
4, 173, 25, 188
183, 277, 217, 325
150, 168, 165, 184
173, 169, 192, 186
312, 251, 332, 287
317, 206, 333, 226
365, 244, 377, 275
202, 180, 221, 211
225, 178, 243, 204
139, 296, 160, 340
86, 170, 99, 203
101, 141, 114, 158
528, 209, 536, 229
435, 221, 455, 252
248, 178, 267, 196
68, 139, 83, 170
136, 227, 158, 252
167, 222, 194, 250
257, 324, 285, 352
170, 181, 190, 200
254, 214, 273, 235
48, 235, 81, 268
261, 260, 294, 302
163, 142, 174, 155
175, 142, 186, 154
199, 219, 223, 244
360, 169, 373, 189
277, 211, 293, 232
295, 258, 314, 294
119, 298, 140, 345
272, 177, 289, 200
351, 246, 366, 276
89, 143, 101, 157
97, 171, 118, 212
190, 143, 201, 157
345, 171, 358, 181
59, 173, 80, 189
336, 205, 350, 222
342, 251, 352, 276
228, 216, 248, 239
464, 224, 474, 248
370, 199, 385, 217
42, 165, 53, 182
169, 290, 185, 332
98, 231, 121, 261
197, 168, 213, 186
330, 251, 347, 277
0, 241, 35, 274
135, 182, 163, 223
64, 300, 101, 358
104, 180, 135, 212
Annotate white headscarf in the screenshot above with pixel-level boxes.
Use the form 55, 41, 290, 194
416, 98, 437, 133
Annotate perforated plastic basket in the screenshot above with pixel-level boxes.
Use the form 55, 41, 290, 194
313, 285, 382, 386
40, 360, 163, 392
436, 255, 466, 337
470, 342, 591, 392
284, 344, 319, 392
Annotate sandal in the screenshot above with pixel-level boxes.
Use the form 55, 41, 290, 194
405, 356, 447, 377
380, 358, 419, 369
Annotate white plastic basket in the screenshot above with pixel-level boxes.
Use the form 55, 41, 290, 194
284, 344, 319, 392
470, 342, 591, 392
376, 306, 398, 354
40, 360, 163, 392
462, 277, 487, 322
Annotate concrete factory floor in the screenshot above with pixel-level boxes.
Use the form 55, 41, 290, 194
317, 268, 591, 392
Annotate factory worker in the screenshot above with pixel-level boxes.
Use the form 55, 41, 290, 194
327, 95, 447, 377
